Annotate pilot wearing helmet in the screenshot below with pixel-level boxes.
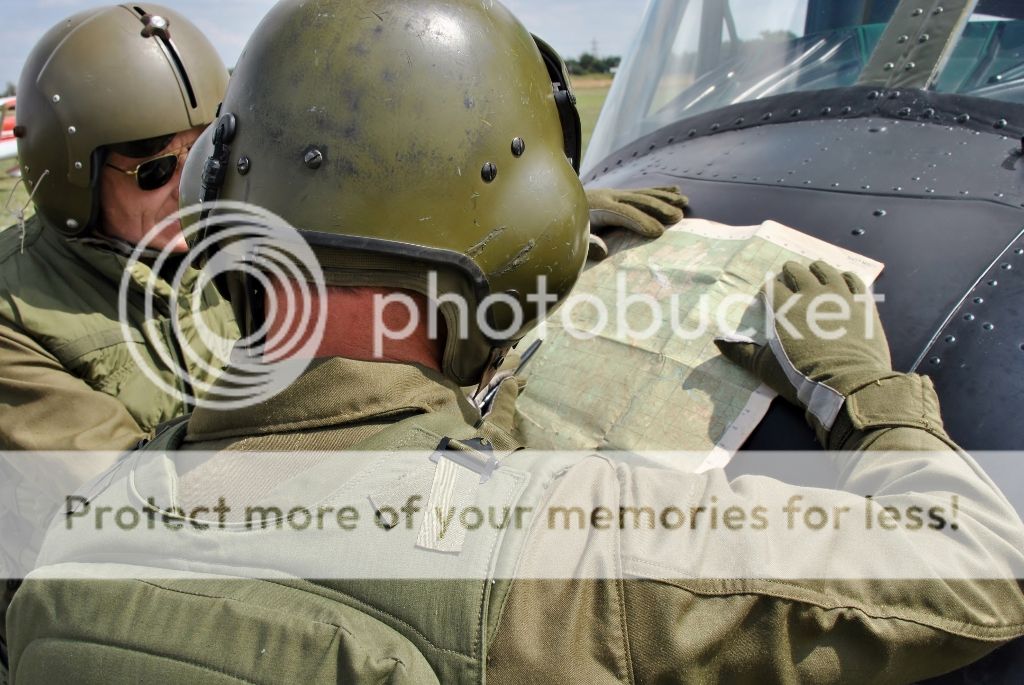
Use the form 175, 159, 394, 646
0, 4, 238, 452
0, 5, 239, 677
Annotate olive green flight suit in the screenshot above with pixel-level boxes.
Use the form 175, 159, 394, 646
0, 215, 238, 451
9, 358, 1024, 684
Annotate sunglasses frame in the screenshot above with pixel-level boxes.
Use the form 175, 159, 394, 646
105, 144, 192, 191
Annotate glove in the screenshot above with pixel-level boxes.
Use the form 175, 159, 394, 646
715, 261, 900, 446
586, 186, 689, 260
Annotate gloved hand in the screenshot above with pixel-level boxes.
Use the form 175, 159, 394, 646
586, 186, 689, 260
715, 261, 899, 444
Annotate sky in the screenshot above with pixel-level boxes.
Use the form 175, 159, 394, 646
0, 0, 651, 87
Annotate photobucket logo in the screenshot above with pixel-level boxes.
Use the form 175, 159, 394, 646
371, 271, 884, 352
117, 201, 326, 410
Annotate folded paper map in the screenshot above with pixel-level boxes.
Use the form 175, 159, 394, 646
515, 219, 884, 470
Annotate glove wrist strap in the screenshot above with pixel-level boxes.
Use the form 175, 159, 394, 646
825, 373, 953, 450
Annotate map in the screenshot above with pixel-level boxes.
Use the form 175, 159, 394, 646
515, 219, 884, 470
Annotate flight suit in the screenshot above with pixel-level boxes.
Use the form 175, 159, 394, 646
0, 214, 239, 451
9, 357, 1024, 684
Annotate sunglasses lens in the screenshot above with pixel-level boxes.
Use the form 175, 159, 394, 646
136, 154, 179, 191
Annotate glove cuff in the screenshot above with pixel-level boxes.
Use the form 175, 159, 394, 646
823, 373, 955, 450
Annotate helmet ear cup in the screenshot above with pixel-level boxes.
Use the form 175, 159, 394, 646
532, 34, 582, 173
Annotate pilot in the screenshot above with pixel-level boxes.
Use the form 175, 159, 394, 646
0, 4, 240, 674
7, 1, 1023, 683
0, 4, 680, 674
0, 3, 237, 452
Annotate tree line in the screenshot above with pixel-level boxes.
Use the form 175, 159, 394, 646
566, 53, 620, 76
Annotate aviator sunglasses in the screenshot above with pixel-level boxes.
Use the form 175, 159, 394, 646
105, 143, 192, 191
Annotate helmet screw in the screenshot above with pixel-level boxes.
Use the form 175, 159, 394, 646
237, 156, 251, 175
74, 161, 83, 170
481, 162, 497, 183
68, 126, 76, 135
303, 148, 324, 170
12, 125, 25, 138
140, 14, 171, 39
52, 94, 60, 103
511, 137, 526, 157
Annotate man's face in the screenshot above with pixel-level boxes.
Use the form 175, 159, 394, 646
98, 125, 206, 253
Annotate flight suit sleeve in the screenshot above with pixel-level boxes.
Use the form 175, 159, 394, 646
0, 322, 148, 452
619, 375, 1024, 683
489, 376, 1024, 684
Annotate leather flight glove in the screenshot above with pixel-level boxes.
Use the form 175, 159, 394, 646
585, 186, 689, 260
714, 260, 902, 446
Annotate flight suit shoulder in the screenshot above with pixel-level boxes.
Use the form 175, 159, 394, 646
0, 214, 45, 266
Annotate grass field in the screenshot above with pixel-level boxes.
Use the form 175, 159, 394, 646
0, 77, 611, 231
573, 74, 613, 157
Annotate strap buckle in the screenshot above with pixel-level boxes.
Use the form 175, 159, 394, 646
429, 437, 500, 484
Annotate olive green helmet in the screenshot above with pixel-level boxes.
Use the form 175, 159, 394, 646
16, 3, 227, 236
186, 0, 589, 386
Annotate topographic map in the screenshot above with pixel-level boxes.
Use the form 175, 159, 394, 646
515, 219, 883, 470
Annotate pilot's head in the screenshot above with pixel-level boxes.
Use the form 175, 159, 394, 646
183, 0, 591, 386
15, 4, 227, 251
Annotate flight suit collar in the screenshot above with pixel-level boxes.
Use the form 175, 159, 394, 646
186, 356, 480, 442
40, 218, 203, 294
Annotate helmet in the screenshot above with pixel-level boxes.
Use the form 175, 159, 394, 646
186, 0, 590, 386
15, 4, 228, 236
